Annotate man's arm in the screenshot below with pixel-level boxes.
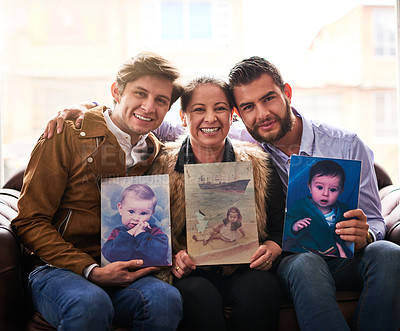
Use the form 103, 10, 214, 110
13, 125, 160, 285
43, 102, 187, 143
12, 130, 96, 273
153, 121, 185, 142
43, 102, 97, 138
88, 260, 159, 287
43, 103, 255, 144
347, 136, 385, 240
330, 135, 384, 249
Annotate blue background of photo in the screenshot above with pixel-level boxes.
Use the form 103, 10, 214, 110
286, 155, 362, 211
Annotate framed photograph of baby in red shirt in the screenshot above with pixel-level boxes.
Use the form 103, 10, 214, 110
100, 174, 172, 267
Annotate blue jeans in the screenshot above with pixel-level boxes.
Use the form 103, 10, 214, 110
28, 265, 183, 331
276, 240, 400, 331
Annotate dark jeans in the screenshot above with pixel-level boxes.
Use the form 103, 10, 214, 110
277, 241, 400, 331
174, 266, 281, 331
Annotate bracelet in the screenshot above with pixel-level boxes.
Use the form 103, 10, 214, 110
92, 102, 98, 106
366, 231, 374, 245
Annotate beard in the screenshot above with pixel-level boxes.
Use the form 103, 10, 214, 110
244, 101, 294, 144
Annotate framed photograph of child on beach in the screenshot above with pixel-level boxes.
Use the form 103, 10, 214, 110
184, 161, 259, 266
282, 155, 362, 259
100, 174, 172, 267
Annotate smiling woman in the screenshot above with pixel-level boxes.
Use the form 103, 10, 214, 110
147, 75, 286, 331
180, 77, 233, 163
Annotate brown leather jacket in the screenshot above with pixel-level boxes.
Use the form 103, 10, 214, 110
12, 107, 163, 275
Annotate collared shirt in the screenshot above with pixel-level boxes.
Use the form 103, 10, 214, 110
104, 109, 149, 169
261, 108, 385, 240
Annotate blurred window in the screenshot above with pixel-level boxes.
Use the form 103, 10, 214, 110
292, 94, 343, 127
0, 1, 398, 185
189, 3, 212, 39
161, 2, 184, 39
373, 91, 397, 138
373, 8, 396, 57
142, 0, 230, 51
161, 1, 211, 40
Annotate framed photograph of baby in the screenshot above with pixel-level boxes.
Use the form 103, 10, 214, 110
100, 174, 172, 267
282, 155, 362, 259
184, 161, 259, 266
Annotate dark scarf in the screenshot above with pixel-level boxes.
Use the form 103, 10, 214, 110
174, 136, 236, 173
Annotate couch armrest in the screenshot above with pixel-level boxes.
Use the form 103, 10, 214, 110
379, 185, 400, 245
0, 222, 26, 330
3, 168, 25, 191
0, 188, 27, 330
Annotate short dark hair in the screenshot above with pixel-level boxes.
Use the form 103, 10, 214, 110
222, 206, 243, 231
116, 52, 183, 108
121, 184, 157, 211
180, 76, 235, 112
228, 56, 286, 93
308, 160, 346, 189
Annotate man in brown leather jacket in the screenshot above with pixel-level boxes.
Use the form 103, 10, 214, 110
12, 52, 183, 331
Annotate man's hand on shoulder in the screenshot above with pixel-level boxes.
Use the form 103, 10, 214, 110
88, 260, 159, 287
43, 102, 97, 139
335, 209, 369, 250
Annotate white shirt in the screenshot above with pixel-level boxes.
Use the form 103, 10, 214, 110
104, 109, 149, 169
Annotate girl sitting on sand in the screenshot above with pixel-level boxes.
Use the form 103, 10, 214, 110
193, 206, 245, 245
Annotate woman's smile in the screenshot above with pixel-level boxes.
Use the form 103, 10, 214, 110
183, 83, 232, 156
200, 127, 220, 134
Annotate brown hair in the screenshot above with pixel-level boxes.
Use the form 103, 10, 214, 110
121, 184, 157, 211
180, 76, 235, 112
228, 56, 285, 107
115, 52, 183, 108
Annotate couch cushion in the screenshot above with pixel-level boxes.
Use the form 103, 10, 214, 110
380, 185, 400, 245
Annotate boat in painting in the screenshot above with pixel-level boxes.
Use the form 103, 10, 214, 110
198, 179, 250, 193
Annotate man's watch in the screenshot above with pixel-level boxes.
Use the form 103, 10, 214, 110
366, 231, 374, 245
